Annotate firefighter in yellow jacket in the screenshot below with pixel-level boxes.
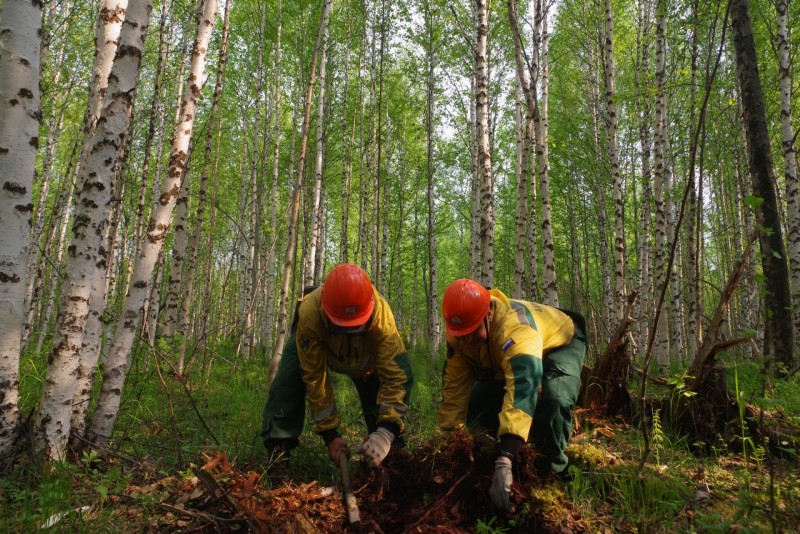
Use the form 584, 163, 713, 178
261, 263, 413, 468
438, 279, 587, 511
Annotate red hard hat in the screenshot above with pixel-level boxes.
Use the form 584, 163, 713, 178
442, 279, 490, 336
321, 263, 375, 327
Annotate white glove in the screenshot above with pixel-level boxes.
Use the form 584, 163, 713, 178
489, 456, 512, 511
355, 427, 394, 467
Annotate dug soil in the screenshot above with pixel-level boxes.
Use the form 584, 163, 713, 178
132, 430, 583, 533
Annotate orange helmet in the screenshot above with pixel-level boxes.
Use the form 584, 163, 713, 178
442, 279, 490, 336
321, 263, 375, 327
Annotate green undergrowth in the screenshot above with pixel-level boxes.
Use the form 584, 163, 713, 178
5, 343, 800, 532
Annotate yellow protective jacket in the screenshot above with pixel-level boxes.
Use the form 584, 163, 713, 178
438, 289, 574, 442
295, 286, 409, 435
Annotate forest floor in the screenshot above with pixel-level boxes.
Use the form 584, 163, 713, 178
6, 356, 800, 532
19, 412, 799, 533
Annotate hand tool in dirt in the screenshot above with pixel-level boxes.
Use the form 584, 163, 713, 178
339, 452, 361, 524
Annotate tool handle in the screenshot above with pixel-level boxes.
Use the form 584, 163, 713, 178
339, 452, 361, 524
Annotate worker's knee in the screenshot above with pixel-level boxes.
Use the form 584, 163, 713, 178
541, 373, 581, 408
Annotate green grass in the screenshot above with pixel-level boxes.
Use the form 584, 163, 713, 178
7, 342, 800, 532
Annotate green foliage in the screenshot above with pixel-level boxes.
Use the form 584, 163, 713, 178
475, 515, 509, 534
2, 457, 133, 532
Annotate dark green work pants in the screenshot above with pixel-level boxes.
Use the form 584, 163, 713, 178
261, 330, 413, 450
466, 326, 587, 475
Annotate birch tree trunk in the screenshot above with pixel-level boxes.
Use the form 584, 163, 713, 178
474, 0, 494, 287
525, 114, 538, 301
305, 10, 330, 288
730, 0, 794, 370
508, 0, 533, 299
36, 159, 78, 356
0, 0, 41, 455
685, 0, 701, 360
263, 0, 282, 350
269, 0, 332, 383
535, 0, 557, 306
162, 166, 190, 338
24, 0, 126, 352
133, 0, 169, 258
374, 0, 388, 290
469, 72, 481, 280
602, 0, 625, 321
85, 0, 130, 132
776, 0, 800, 354
33, 0, 150, 461
634, 0, 653, 361
180, 0, 232, 374
425, 0, 440, 357
653, 0, 671, 370
513, 79, 528, 299
339, 11, 352, 265
88, 0, 216, 444
21, 31, 70, 352
238, 0, 267, 360
588, 38, 613, 333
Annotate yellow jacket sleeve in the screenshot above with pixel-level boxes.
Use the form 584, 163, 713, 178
371, 296, 410, 433
296, 322, 341, 433
438, 344, 474, 430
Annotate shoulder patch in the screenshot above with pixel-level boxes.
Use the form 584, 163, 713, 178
299, 335, 311, 351
501, 338, 516, 352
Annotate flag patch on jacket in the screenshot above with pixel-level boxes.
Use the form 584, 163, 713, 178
300, 336, 310, 351
501, 338, 516, 352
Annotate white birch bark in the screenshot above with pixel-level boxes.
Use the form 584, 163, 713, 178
339, 12, 352, 264
588, 36, 613, 333
371, 1, 383, 285
735, 143, 760, 357
475, 0, 494, 287
535, 1, 557, 306
133, 0, 169, 260
425, 0, 440, 356
0, 0, 41, 454
469, 72, 481, 280
525, 116, 538, 301
162, 167, 190, 338
180, 0, 231, 374
36, 161, 78, 356
603, 0, 625, 320
305, 11, 330, 288
21, 31, 70, 352
241, 0, 267, 359
268, 0, 331, 384
653, 0, 671, 370
25, 0, 123, 351
508, 0, 533, 300
634, 0, 653, 358
776, 0, 800, 352
263, 0, 282, 348
88, 0, 216, 444
513, 79, 528, 298
685, 0, 700, 360
664, 137, 685, 358
33, 0, 149, 461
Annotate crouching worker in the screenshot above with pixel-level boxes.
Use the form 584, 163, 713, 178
437, 279, 587, 511
261, 263, 413, 471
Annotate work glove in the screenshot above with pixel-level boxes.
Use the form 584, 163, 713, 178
489, 456, 512, 512
355, 427, 394, 467
326, 437, 350, 463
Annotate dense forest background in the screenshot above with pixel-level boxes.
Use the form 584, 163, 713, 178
2, 0, 800, 530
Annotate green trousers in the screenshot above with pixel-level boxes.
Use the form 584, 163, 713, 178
466, 327, 587, 475
261, 330, 413, 450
